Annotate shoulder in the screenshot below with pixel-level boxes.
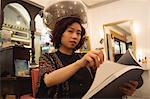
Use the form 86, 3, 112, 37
39, 52, 57, 66
40, 52, 56, 60
41, 52, 55, 57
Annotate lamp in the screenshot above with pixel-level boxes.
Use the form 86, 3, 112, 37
42, 0, 87, 30
16, 15, 21, 25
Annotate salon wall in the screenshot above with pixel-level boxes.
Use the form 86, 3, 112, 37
87, 0, 150, 60
147, 4, 150, 60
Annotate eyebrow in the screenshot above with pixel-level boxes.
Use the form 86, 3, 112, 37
68, 27, 81, 32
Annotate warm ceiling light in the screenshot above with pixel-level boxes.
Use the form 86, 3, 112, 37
74, 1, 77, 5
16, 15, 21, 25
16, 21, 20, 25
43, 0, 87, 30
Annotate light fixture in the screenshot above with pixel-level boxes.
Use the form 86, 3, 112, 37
16, 21, 20, 25
43, 0, 87, 30
16, 15, 21, 25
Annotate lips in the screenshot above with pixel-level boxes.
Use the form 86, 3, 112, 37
69, 41, 77, 45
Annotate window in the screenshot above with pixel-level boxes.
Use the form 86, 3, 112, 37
114, 39, 126, 54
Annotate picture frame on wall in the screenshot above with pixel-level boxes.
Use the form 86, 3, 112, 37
80, 36, 91, 53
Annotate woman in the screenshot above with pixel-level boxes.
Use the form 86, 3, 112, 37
36, 16, 140, 98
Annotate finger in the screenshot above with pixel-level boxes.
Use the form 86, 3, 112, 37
95, 50, 104, 64
121, 82, 136, 95
86, 56, 92, 63
122, 82, 135, 89
99, 50, 104, 62
129, 80, 138, 88
86, 56, 95, 67
90, 50, 104, 64
89, 50, 102, 56
120, 87, 135, 96
89, 54, 99, 69
123, 81, 138, 91
98, 56, 103, 64
89, 53, 99, 68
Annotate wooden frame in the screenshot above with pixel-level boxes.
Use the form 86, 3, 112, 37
103, 20, 136, 61
80, 36, 91, 53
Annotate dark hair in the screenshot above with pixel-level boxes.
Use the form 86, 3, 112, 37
51, 16, 86, 50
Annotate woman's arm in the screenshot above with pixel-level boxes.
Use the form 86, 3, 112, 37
44, 60, 82, 87
44, 50, 104, 87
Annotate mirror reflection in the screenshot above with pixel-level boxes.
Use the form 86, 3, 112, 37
103, 20, 136, 62
1, 3, 31, 48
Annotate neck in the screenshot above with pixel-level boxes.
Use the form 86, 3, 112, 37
59, 46, 73, 55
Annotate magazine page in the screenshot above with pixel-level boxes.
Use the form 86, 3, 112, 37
117, 49, 141, 66
82, 61, 143, 99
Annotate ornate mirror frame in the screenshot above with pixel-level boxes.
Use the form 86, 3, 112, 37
103, 20, 136, 61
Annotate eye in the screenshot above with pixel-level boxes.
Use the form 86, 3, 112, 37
77, 32, 81, 35
66, 29, 73, 33
67, 29, 73, 33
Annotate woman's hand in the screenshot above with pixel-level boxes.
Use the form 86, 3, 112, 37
77, 50, 104, 69
120, 80, 138, 96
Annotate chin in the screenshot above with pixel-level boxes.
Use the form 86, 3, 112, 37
69, 44, 77, 48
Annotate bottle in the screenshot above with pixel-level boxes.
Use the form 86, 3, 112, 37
142, 58, 145, 64
138, 58, 141, 63
144, 57, 147, 64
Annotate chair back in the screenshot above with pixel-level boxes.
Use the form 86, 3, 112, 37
31, 68, 39, 97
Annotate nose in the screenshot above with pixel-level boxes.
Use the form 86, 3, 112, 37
72, 32, 78, 39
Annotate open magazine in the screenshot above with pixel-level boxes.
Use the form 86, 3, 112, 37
82, 49, 144, 98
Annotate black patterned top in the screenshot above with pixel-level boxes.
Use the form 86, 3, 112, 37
36, 50, 95, 98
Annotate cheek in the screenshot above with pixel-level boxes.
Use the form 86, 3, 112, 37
77, 37, 82, 44
61, 37, 65, 44
78, 36, 81, 41
60, 36, 64, 44
61, 36, 68, 44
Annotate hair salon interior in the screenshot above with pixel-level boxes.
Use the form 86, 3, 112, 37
0, 0, 150, 98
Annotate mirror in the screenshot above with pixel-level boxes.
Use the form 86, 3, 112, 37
103, 20, 136, 62
1, 3, 31, 48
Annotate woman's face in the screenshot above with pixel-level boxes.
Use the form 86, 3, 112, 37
61, 22, 82, 50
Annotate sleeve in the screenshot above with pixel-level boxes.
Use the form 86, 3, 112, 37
39, 53, 56, 78
36, 53, 57, 98
90, 67, 96, 78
